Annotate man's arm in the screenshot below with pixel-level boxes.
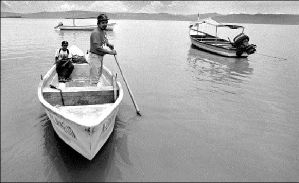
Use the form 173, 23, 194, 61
91, 32, 116, 55
93, 43, 112, 54
107, 42, 114, 50
93, 43, 116, 55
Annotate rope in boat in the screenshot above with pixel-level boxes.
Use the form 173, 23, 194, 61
255, 52, 287, 61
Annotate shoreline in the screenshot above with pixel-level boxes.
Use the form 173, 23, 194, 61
2, 11, 299, 25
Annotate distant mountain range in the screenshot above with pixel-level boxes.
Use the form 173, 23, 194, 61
1, 11, 299, 25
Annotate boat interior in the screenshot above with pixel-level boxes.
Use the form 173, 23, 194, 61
190, 33, 234, 49
43, 63, 120, 107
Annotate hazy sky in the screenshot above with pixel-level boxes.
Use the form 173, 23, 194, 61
2, 1, 299, 15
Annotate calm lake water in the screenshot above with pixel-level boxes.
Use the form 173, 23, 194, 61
1, 18, 299, 182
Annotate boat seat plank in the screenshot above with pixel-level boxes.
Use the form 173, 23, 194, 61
43, 86, 114, 92
195, 38, 218, 40
197, 40, 231, 43
210, 43, 232, 46
43, 86, 119, 106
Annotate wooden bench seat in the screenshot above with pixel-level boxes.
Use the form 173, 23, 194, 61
43, 86, 119, 106
200, 41, 232, 44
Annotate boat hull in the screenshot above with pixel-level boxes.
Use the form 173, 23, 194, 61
38, 62, 123, 160
58, 23, 115, 31
45, 104, 118, 160
190, 37, 248, 58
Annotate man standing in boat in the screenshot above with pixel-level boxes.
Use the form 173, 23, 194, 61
89, 13, 117, 85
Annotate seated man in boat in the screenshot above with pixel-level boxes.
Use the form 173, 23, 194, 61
55, 41, 74, 82
89, 13, 117, 85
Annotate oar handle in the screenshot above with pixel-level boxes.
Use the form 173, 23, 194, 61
114, 55, 141, 116
49, 84, 58, 90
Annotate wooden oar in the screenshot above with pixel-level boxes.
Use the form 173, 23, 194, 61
49, 84, 65, 106
113, 55, 141, 116
112, 73, 117, 102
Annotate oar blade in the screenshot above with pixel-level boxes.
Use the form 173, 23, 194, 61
137, 111, 142, 116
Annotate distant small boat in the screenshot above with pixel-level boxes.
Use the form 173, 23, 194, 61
38, 47, 123, 160
189, 18, 256, 58
54, 19, 116, 31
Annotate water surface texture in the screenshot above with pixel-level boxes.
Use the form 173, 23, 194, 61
1, 18, 299, 182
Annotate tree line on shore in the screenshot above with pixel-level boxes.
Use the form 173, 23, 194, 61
2, 11, 299, 25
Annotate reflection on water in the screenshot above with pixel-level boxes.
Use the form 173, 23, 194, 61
55, 29, 116, 39
56, 29, 64, 37
40, 113, 131, 181
3, 18, 299, 181
55, 30, 90, 38
187, 45, 254, 94
54, 29, 116, 53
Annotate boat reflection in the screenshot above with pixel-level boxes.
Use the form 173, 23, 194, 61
187, 45, 254, 94
41, 112, 131, 181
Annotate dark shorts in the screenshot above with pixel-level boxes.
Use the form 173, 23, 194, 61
56, 60, 74, 81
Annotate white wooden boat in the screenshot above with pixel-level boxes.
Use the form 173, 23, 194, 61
55, 23, 116, 31
37, 54, 123, 160
189, 18, 256, 58
54, 19, 116, 31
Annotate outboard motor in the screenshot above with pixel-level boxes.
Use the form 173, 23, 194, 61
233, 33, 256, 57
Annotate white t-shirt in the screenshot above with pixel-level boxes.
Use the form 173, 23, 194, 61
55, 48, 72, 60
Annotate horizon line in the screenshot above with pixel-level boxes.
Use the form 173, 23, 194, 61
2, 10, 299, 16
